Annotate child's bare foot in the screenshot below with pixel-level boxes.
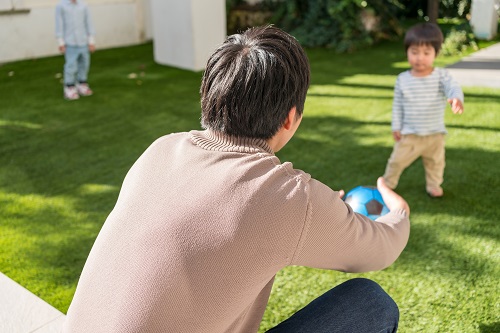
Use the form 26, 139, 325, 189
427, 187, 443, 198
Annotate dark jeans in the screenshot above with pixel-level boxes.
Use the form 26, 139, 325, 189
266, 278, 399, 333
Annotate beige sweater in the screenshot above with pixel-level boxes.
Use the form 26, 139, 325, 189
63, 130, 410, 333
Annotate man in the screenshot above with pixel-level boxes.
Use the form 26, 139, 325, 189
63, 25, 410, 333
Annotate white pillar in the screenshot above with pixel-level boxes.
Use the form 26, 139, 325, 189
470, 0, 499, 40
150, 0, 226, 71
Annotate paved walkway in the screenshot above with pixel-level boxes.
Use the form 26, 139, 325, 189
446, 42, 500, 88
0, 273, 65, 332
0, 42, 499, 333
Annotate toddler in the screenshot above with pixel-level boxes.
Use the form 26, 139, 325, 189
383, 22, 464, 197
55, 0, 95, 100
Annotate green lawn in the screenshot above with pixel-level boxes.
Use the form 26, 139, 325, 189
1, 37, 499, 332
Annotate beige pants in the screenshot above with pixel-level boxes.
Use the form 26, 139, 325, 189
383, 133, 445, 192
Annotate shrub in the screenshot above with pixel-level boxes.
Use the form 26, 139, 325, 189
263, 0, 403, 51
441, 23, 478, 56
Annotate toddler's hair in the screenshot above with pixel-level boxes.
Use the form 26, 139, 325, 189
404, 23, 444, 54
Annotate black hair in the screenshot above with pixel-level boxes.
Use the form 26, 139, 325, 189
404, 22, 444, 55
200, 25, 310, 139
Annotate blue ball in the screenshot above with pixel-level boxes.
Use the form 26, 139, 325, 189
343, 185, 389, 220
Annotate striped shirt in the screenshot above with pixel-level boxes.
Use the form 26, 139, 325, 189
55, 0, 95, 47
392, 68, 464, 135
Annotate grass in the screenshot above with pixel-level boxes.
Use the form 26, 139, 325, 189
1, 35, 499, 332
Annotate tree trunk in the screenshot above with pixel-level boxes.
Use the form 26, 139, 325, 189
427, 0, 439, 23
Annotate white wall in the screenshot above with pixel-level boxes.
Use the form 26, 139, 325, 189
150, 0, 226, 71
470, 0, 499, 40
0, 0, 153, 63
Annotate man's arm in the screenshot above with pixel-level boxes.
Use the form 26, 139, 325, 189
291, 177, 410, 273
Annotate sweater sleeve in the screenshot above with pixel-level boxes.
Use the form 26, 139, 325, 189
391, 75, 404, 132
291, 179, 410, 273
440, 68, 464, 102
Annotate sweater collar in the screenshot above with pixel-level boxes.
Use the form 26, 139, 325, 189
190, 130, 274, 155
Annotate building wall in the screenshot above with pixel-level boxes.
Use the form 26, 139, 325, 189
0, 0, 153, 64
151, 0, 226, 71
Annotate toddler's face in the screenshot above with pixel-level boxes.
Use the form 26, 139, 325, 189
407, 44, 436, 76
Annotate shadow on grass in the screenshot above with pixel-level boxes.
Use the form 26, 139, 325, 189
306, 41, 408, 86
447, 123, 500, 132
463, 91, 500, 100
0, 43, 204, 310
1, 41, 498, 317
3, 110, 497, 297
324, 82, 395, 91
480, 322, 500, 333
308, 92, 392, 100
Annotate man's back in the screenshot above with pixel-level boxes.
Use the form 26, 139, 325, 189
63, 130, 314, 332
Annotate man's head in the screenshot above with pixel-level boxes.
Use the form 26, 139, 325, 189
200, 25, 310, 139
404, 22, 443, 55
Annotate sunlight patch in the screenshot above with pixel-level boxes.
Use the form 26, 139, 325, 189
0, 191, 75, 217
0, 120, 42, 130
80, 183, 118, 195
392, 61, 410, 69
337, 74, 395, 86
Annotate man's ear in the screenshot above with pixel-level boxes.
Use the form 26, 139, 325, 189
283, 107, 297, 130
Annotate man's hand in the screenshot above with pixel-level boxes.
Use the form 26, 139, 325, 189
59, 45, 66, 54
448, 98, 464, 114
377, 177, 410, 217
392, 131, 401, 142
89, 44, 96, 53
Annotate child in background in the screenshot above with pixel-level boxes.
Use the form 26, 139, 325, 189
55, 0, 95, 100
383, 22, 464, 198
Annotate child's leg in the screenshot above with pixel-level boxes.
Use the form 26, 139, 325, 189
421, 133, 445, 194
383, 135, 421, 189
64, 46, 79, 86
76, 46, 91, 84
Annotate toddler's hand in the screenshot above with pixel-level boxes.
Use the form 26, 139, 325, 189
392, 131, 401, 142
448, 98, 464, 114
